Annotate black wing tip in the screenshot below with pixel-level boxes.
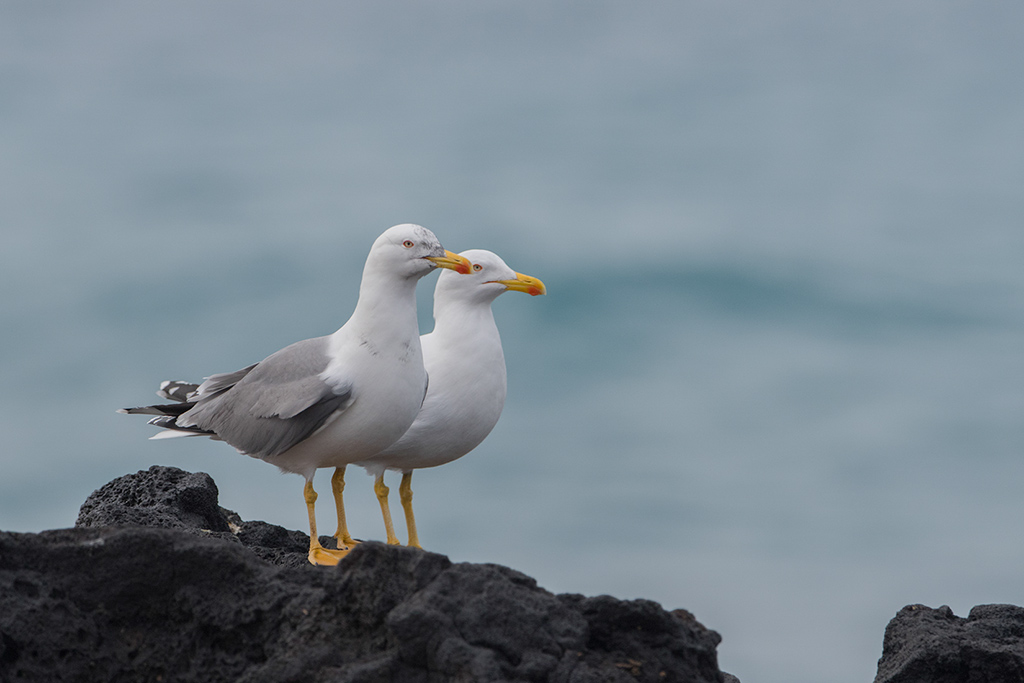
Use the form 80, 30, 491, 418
119, 403, 196, 417
147, 415, 215, 435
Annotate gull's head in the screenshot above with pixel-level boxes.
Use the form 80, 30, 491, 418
370, 224, 472, 280
436, 249, 547, 304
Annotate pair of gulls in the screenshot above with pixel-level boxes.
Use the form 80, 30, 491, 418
122, 224, 545, 565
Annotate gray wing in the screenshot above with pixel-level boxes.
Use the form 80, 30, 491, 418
193, 365, 257, 400
177, 336, 353, 459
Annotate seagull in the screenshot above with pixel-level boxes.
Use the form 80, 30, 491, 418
120, 224, 472, 566
348, 249, 545, 549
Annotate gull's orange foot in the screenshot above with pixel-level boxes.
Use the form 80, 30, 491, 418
333, 534, 360, 550
307, 545, 351, 566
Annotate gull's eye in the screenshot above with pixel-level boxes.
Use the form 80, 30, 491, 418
403, 240, 415, 248
472, 263, 483, 272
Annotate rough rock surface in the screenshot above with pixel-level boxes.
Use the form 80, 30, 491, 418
875, 603, 1024, 683
1, 466, 732, 683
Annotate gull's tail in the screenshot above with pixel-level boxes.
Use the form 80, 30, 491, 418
118, 381, 214, 439
120, 365, 256, 440
157, 380, 200, 403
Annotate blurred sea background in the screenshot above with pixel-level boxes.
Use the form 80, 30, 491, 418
2, 3, 1023, 682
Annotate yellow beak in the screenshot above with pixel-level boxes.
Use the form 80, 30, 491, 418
491, 272, 547, 297
425, 250, 473, 275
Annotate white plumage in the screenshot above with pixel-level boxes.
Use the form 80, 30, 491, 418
351, 249, 546, 548
121, 224, 471, 565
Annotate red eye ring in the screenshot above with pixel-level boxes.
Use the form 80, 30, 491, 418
472, 263, 483, 272
402, 240, 415, 248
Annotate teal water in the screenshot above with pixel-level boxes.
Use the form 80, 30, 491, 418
3, 3, 1023, 682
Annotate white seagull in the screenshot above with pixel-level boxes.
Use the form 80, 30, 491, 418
120, 224, 471, 565
347, 249, 546, 549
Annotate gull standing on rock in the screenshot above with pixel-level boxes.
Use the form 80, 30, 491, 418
348, 249, 546, 549
120, 224, 471, 565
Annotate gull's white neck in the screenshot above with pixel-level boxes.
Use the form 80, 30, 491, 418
429, 296, 502, 354
338, 263, 422, 347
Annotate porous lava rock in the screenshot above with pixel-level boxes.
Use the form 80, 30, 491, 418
1, 466, 733, 683
875, 603, 1024, 683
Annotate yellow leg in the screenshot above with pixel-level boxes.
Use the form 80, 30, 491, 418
399, 471, 422, 549
305, 479, 350, 566
331, 467, 358, 548
374, 474, 401, 545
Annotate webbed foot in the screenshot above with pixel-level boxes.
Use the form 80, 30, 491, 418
307, 545, 351, 566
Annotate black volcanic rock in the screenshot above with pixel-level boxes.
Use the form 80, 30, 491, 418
875, 604, 1024, 683
1, 466, 732, 683
76, 465, 231, 532
75, 465, 332, 569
